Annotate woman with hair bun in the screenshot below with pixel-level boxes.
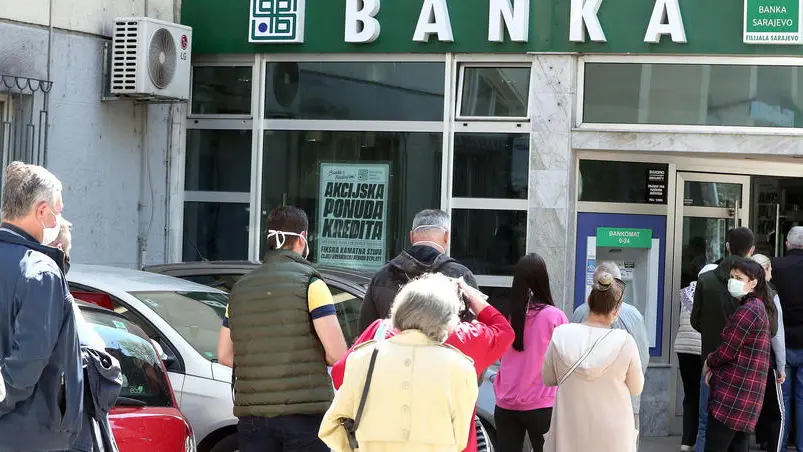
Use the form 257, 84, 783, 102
541, 270, 644, 452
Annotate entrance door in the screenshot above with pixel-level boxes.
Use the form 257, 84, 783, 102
671, 172, 751, 421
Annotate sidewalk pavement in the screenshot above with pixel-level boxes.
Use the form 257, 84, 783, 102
639, 436, 765, 451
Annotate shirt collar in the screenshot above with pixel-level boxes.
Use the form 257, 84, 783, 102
0, 222, 38, 243
389, 329, 441, 346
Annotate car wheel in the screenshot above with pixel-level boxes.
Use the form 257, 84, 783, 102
208, 433, 238, 452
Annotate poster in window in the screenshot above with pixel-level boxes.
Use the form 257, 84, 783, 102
316, 163, 389, 271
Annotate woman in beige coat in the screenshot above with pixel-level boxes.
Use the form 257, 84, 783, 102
542, 271, 644, 452
319, 273, 479, 452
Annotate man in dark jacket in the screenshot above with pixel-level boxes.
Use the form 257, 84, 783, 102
358, 209, 478, 331
773, 225, 803, 450
0, 162, 83, 452
690, 226, 755, 452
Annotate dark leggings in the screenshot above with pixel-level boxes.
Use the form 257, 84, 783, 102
705, 414, 749, 452
678, 353, 703, 446
494, 406, 552, 452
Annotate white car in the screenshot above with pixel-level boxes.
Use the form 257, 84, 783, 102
68, 264, 240, 452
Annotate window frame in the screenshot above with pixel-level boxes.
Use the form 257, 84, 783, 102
577, 54, 803, 134
455, 63, 533, 122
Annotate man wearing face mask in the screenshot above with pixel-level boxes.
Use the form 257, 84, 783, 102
216, 206, 347, 452
0, 162, 84, 451
358, 209, 479, 331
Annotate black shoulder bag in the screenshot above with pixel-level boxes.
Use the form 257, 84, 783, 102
340, 346, 380, 450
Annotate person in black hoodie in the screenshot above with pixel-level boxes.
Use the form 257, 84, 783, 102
691, 227, 779, 452
358, 209, 478, 331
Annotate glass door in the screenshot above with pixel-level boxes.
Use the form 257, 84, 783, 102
671, 172, 750, 418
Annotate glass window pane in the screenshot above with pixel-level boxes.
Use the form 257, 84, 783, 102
191, 67, 252, 115
460, 67, 531, 118
584, 63, 803, 128
261, 131, 442, 268
481, 286, 512, 315
330, 287, 362, 346
185, 130, 252, 192
681, 217, 729, 287
683, 181, 742, 207
265, 62, 444, 121
183, 202, 249, 261
450, 209, 527, 276
453, 133, 529, 199
579, 160, 669, 204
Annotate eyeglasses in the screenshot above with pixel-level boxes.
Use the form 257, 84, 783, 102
614, 278, 626, 304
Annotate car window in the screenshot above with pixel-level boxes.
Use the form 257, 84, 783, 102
130, 291, 228, 362
331, 287, 362, 346
80, 310, 173, 407
183, 274, 243, 292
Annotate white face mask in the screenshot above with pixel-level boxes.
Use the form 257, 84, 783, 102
41, 210, 61, 245
728, 278, 750, 298
268, 229, 309, 259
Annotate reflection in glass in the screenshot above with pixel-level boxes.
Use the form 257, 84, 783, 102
331, 288, 362, 346
265, 62, 444, 121
261, 131, 442, 264
680, 217, 728, 287
191, 67, 252, 115
584, 63, 803, 128
579, 160, 669, 204
185, 130, 252, 192
82, 311, 173, 407
460, 67, 531, 117
450, 210, 526, 276
183, 202, 249, 261
453, 133, 528, 199
683, 182, 742, 208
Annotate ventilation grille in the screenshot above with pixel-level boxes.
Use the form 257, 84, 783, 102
111, 20, 140, 92
147, 28, 177, 89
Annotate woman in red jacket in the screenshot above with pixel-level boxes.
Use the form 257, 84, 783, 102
330, 280, 515, 452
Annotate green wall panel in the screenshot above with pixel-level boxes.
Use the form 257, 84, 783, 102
183, 0, 803, 55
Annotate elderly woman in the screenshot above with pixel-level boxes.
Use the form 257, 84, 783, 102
319, 273, 479, 452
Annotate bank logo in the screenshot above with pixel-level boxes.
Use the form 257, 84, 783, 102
249, 0, 306, 43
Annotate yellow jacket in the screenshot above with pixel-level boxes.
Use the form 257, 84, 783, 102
319, 330, 478, 452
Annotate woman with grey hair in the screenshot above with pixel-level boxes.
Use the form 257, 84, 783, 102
319, 273, 479, 452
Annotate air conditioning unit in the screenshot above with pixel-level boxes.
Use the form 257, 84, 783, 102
110, 17, 192, 101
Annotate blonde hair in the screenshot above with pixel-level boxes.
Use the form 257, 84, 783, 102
588, 271, 624, 315
751, 254, 771, 271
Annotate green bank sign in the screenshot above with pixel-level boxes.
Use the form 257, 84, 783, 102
744, 0, 803, 44
596, 228, 653, 248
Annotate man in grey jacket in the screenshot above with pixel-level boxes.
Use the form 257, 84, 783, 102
0, 162, 83, 451
572, 261, 650, 428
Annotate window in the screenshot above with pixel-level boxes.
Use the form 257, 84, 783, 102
453, 133, 529, 199
261, 130, 442, 267
331, 287, 362, 346
458, 67, 531, 118
185, 130, 252, 192
130, 291, 229, 362
81, 309, 174, 407
584, 62, 803, 128
579, 160, 669, 204
265, 62, 445, 121
450, 209, 527, 276
183, 202, 249, 261
191, 66, 252, 115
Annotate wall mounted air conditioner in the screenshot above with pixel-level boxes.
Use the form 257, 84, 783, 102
109, 17, 192, 101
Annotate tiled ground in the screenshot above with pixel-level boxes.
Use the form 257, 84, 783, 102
639, 436, 766, 451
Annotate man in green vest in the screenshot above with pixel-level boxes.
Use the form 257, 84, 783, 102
217, 206, 347, 452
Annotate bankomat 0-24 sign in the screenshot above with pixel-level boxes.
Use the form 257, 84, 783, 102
596, 227, 653, 248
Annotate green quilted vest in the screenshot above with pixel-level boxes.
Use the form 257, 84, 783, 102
228, 250, 334, 418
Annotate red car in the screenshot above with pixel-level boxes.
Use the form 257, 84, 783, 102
77, 301, 196, 452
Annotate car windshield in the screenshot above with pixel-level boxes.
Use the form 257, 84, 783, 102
130, 291, 228, 361
80, 309, 173, 407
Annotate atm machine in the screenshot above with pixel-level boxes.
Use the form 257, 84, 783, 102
575, 213, 667, 355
